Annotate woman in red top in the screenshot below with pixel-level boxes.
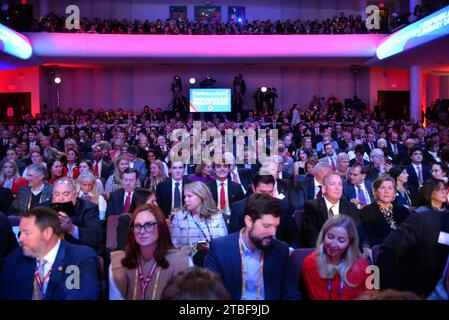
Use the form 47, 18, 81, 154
48, 158, 68, 184
302, 214, 369, 300
0, 159, 27, 196
65, 148, 80, 180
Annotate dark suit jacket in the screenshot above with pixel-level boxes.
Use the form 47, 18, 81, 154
106, 189, 129, 218
204, 232, 301, 300
0, 212, 18, 258
229, 197, 300, 248
0, 187, 13, 214
298, 176, 317, 201
406, 164, 431, 205
42, 198, 103, 250
349, 158, 370, 167
207, 179, 245, 208
155, 178, 192, 218
377, 210, 449, 297
10, 184, 53, 216
344, 181, 374, 205
359, 203, 410, 247
236, 168, 253, 192
0, 240, 100, 300
387, 142, 407, 165
301, 198, 360, 248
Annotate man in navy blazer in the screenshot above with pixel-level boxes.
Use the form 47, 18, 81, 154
344, 164, 374, 208
405, 146, 431, 206
205, 193, 301, 300
0, 207, 99, 300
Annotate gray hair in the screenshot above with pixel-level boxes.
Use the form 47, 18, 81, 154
54, 177, 77, 192
370, 148, 385, 159
313, 161, 332, 176
27, 163, 47, 178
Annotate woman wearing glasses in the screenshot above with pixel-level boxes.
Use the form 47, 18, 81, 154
109, 203, 191, 300
415, 178, 448, 213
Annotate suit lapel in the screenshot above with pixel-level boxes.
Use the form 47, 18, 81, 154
262, 245, 274, 300
319, 198, 328, 224
45, 241, 66, 300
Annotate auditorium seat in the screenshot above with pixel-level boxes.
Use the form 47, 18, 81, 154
106, 215, 121, 251
289, 248, 315, 285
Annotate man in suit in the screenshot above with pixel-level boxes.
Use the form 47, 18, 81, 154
301, 172, 359, 248
298, 161, 332, 201
321, 142, 338, 171
0, 187, 13, 214
366, 148, 389, 181
0, 211, 18, 258
10, 164, 53, 216
364, 133, 377, 156
229, 174, 300, 248
406, 146, 431, 206
377, 210, 449, 297
0, 206, 100, 300
90, 143, 114, 184
344, 164, 374, 209
0, 129, 11, 158
208, 162, 245, 217
204, 193, 301, 300
349, 144, 370, 167
387, 131, 406, 165
224, 152, 251, 195
106, 168, 139, 217
49, 178, 103, 250
155, 161, 192, 218
126, 145, 148, 183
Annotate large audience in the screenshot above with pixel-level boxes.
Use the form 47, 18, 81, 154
0, 94, 449, 300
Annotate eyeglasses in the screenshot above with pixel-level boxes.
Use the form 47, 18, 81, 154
434, 187, 448, 193
132, 222, 157, 234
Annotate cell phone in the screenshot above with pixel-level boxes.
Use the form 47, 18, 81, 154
196, 240, 208, 251
50, 201, 75, 217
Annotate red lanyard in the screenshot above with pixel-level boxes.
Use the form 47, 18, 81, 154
34, 267, 53, 300
137, 260, 158, 300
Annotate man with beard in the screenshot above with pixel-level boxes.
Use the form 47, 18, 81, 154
204, 193, 301, 300
0, 207, 99, 300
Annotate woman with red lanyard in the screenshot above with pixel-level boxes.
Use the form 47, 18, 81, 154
109, 203, 191, 300
301, 215, 370, 300
0, 159, 27, 196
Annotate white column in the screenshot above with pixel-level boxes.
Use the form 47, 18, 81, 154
39, 0, 49, 18
359, 0, 368, 19
441, 76, 449, 99
409, 0, 422, 22
410, 66, 422, 122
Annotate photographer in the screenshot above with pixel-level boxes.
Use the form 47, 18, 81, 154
232, 74, 246, 116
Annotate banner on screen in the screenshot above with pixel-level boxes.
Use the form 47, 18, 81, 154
189, 88, 231, 112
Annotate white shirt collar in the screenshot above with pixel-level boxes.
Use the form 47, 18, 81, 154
40, 238, 61, 270
31, 184, 45, 196
217, 179, 228, 187
313, 178, 321, 187
323, 196, 340, 215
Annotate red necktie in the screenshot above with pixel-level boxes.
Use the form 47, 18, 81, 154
220, 183, 226, 211
94, 161, 99, 176
124, 192, 131, 213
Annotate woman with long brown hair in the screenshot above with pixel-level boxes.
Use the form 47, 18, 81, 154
109, 203, 191, 300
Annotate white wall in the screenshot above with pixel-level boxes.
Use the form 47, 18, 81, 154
34, 0, 362, 21
39, 64, 366, 112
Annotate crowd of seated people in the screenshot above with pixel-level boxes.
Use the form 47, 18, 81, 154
29, 12, 373, 34
1, 93, 449, 300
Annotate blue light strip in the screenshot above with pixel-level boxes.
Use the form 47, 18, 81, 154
376, 5, 449, 60
0, 23, 33, 59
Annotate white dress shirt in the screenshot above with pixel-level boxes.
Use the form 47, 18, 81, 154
216, 179, 230, 215
323, 197, 340, 217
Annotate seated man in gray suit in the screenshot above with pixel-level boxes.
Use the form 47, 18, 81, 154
10, 164, 53, 216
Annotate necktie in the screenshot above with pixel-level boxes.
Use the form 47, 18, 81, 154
34, 259, 47, 300
94, 161, 99, 176
393, 144, 398, 155
220, 183, 226, 211
316, 185, 323, 198
417, 165, 423, 185
173, 182, 181, 209
357, 185, 367, 206
328, 206, 335, 218
330, 157, 336, 171
123, 192, 131, 213
232, 172, 239, 183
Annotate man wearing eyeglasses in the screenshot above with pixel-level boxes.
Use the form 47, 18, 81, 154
44, 177, 103, 250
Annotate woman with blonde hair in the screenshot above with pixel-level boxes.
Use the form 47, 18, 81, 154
302, 215, 369, 300
144, 160, 167, 192
0, 159, 27, 196
76, 172, 107, 221
188, 161, 214, 184
105, 155, 141, 196
170, 181, 227, 265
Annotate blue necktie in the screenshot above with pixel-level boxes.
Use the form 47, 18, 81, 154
357, 185, 367, 206
174, 182, 181, 209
